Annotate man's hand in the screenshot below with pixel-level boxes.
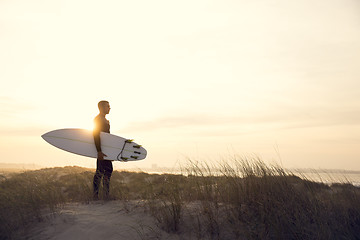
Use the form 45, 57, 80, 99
97, 151, 108, 160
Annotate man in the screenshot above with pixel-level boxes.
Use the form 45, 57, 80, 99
93, 100, 112, 199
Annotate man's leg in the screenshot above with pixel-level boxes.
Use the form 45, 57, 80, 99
93, 172, 101, 199
103, 175, 110, 199
93, 160, 103, 199
103, 160, 113, 199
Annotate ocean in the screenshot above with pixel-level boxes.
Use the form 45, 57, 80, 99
292, 170, 360, 187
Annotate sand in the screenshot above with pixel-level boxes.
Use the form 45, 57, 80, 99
20, 200, 174, 240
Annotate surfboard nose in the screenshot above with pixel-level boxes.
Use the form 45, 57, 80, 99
41, 131, 51, 141
41, 132, 47, 140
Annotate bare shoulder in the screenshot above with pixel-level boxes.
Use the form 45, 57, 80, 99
94, 114, 104, 122
94, 114, 109, 126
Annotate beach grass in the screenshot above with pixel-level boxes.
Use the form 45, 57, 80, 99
0, 159, 359, 239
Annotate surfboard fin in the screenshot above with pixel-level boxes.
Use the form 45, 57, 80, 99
131, 156, 138, 159
134, 151, 141, 154
133, 145, 142, 149
125, 139, 134, 143
121, 157, 129, 161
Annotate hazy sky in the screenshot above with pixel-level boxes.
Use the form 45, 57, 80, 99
1, 0, 359, 170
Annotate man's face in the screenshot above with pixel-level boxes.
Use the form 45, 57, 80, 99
104, 103, 111, 114
100, 102, 111, 114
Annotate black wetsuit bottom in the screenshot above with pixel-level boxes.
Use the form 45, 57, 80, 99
93, 160, 113, 199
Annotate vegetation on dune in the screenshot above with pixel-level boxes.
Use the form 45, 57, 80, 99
0, 159, 359, 239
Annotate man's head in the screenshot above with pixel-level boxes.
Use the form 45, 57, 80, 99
98, 100, 110, 115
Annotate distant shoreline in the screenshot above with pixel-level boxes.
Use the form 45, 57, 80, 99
2, 162, 360, 174
1, 163, 359, 186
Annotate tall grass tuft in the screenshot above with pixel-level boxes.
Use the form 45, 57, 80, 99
147, 174, 184, 232
0, 168, 65, 239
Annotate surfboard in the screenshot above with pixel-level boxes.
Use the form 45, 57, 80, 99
42, 128, 147, 161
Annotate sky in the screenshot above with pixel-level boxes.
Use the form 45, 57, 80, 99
1, 0, 359, 171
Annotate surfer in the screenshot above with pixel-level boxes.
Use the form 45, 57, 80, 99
93, 100, 113, 200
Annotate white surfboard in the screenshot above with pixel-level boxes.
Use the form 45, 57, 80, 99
42, 128, 147, 161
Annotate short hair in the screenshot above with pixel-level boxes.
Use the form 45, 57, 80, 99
98, 100, 109, 110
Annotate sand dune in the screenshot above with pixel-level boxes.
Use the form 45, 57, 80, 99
21, 201, 172, 240
5, 166, 359, 239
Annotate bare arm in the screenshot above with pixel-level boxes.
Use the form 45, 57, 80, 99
93, 119, 107, 160
93, 129, 102, 153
